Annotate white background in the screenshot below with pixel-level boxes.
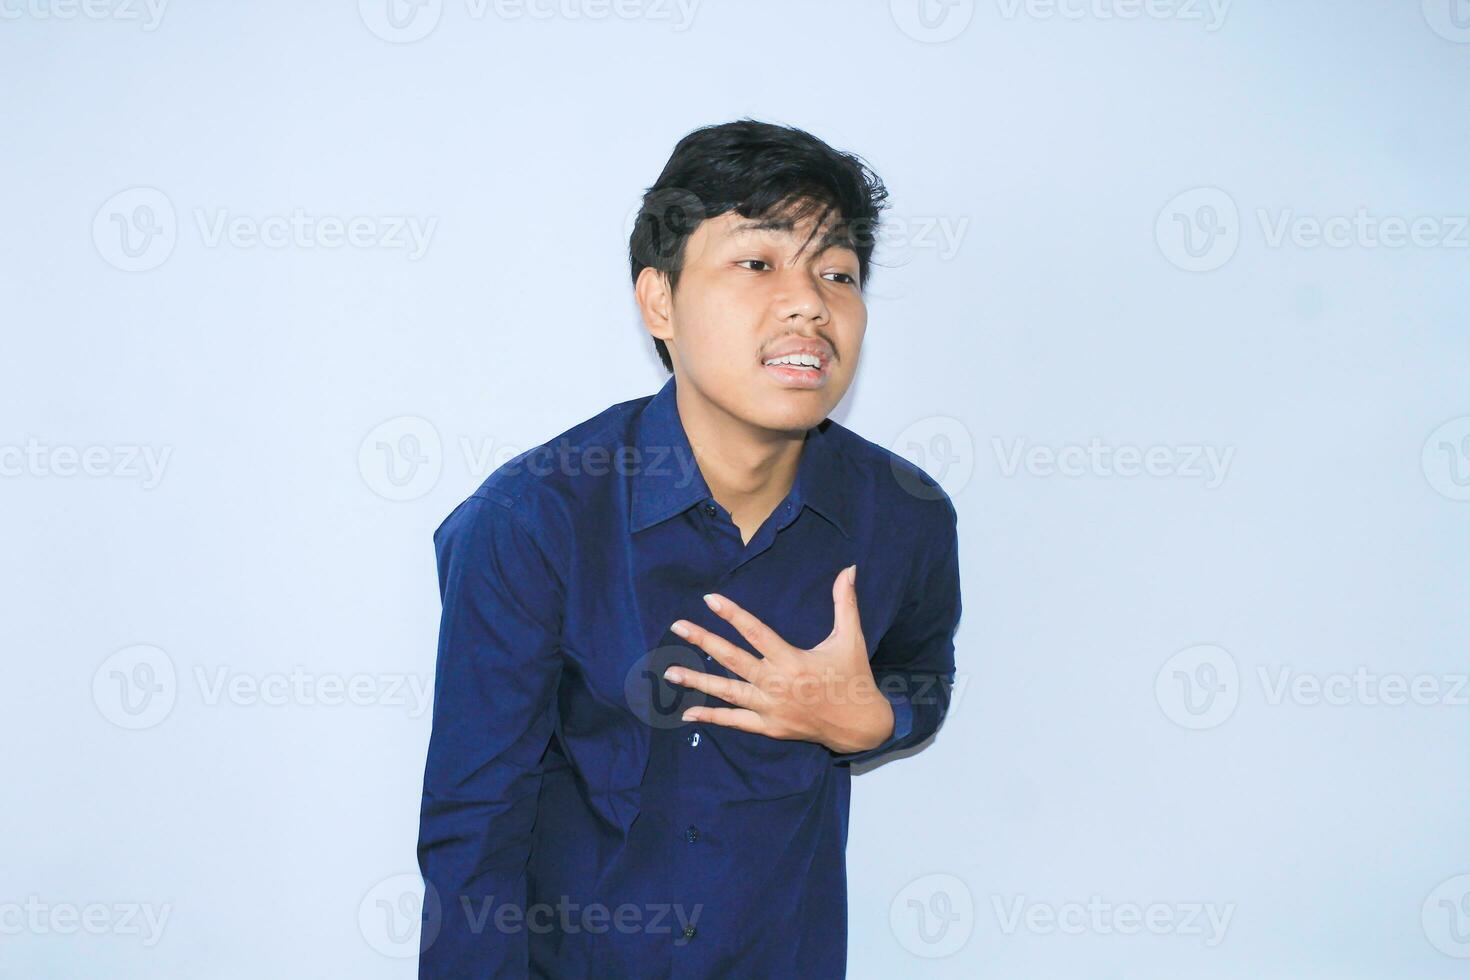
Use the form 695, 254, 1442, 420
3, 1, 1469, 977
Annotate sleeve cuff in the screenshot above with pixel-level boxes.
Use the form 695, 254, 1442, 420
829, 689, 913, 766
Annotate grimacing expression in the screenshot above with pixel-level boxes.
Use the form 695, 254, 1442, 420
654, 207, 867, 434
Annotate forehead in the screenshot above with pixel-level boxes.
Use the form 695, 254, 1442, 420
698, 208, 857, 254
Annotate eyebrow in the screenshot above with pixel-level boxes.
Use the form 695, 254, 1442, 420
727, 217, 858, 259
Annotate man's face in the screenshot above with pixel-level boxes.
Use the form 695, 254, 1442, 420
644, 205, 867, 435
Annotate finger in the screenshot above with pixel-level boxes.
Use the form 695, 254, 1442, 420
663, 665, 758, 709
702, 592, 792, 661
671, 619, 764, 680
679, 704, 771, 736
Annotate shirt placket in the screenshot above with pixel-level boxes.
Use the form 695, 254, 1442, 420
665, 494, 803, 978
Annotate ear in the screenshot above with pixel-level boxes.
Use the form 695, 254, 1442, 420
634, 266, 674, 343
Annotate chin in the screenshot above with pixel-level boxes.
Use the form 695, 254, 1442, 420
748, 397, 832, 434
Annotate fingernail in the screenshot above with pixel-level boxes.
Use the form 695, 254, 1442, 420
703, 593, 723, 612
681, 709, 697, 722
847, 564, 857, 586
670, 621, 690, 638
664, 667, 681, 683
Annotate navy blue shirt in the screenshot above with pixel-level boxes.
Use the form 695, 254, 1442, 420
417, 374, 961, 979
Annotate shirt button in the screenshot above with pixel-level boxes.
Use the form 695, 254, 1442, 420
686, 731, 701, 747
682, 924, 697, 940
684, 825, 700, 843
702, 502, 717, 517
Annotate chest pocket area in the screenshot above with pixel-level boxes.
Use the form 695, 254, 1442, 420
714, 725, 832, 800
684, 576, 851, 798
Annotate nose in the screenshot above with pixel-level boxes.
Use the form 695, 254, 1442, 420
773, 267, 829, 325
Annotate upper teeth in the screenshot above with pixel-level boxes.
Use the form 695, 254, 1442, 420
765, 353, 822, 368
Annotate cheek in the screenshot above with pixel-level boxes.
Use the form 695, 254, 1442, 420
834, 306, 867, 353
674, 289, 755, 365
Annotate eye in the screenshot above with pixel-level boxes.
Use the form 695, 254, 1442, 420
823, 271, 857, 285
736, 259, 771, 271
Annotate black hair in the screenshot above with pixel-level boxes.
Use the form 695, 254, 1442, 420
628, 118, 890, 373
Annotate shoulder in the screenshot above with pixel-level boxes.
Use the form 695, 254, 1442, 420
821, 419, 962, 606
820, 417, 959, 539
435, 391, 652, 544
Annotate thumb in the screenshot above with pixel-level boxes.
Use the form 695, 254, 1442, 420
829, 564, 861, 640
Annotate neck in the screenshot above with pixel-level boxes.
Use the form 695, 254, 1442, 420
673, 377, 806, 539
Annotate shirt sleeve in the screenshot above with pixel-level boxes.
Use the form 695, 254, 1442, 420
830, 499, 960, 767
417, 492, 564, 978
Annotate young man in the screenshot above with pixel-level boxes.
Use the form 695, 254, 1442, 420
417, 119, 962, 978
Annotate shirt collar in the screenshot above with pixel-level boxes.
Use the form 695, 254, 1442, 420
630, 374, 853, 539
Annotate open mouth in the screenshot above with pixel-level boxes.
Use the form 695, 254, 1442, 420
761, 352, 829, 389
